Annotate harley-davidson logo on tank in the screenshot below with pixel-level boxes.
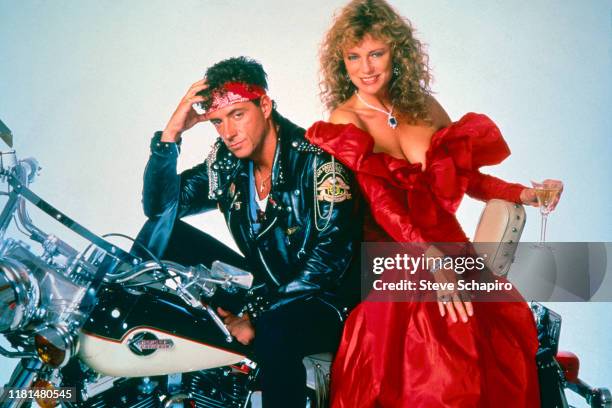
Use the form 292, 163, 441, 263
128, 331, 175, 356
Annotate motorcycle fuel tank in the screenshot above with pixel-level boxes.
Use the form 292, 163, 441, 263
78, 285, 250, 377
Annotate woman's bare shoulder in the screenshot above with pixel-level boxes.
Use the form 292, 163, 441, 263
329, 101, 367, 131
426, 95, 452, 129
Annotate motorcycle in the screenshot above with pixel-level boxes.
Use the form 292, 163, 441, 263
0, 120, 332, 408
0, 119, 609, 408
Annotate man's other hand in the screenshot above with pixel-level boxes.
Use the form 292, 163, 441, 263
217, 307, 255, 345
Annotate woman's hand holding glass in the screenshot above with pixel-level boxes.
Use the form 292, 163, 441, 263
520, 179, 564, 210
521, 179, 563, 244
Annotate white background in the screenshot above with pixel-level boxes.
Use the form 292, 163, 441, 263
1, 0, 610, 404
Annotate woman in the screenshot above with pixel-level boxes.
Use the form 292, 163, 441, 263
306, 0, 562, 406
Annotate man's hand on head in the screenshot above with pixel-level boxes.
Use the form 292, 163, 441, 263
217, 307, 255, 345
161, 79, 209, 143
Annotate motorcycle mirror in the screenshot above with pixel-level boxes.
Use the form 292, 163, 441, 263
210, 261, 254, 290
0, 119, 13, 148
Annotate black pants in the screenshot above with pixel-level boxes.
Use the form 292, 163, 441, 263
163, 221, 343, 408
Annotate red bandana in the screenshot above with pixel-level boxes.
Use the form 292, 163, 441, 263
207, 82, 266, 115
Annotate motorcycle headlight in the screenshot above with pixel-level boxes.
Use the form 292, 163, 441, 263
35, 323, 77, 368
0, 257, 40, 332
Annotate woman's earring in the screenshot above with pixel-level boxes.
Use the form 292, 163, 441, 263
393, 65, 400, 76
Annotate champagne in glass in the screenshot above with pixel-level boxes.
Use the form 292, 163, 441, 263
531, 181, 561, 244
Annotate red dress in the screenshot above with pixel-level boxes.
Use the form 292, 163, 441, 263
306, 113, 540, 408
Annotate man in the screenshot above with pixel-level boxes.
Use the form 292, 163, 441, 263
137, 57, 361, 407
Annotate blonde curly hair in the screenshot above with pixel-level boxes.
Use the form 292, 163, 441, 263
319, 0, 432, 123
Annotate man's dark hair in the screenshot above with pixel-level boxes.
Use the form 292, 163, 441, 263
199, 56, 269, 110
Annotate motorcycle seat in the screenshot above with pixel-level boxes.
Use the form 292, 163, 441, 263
472, 199, 526, 276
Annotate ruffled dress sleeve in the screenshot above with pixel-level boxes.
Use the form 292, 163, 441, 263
452, 113, 527, 202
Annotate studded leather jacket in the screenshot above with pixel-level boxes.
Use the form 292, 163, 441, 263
137, 113, 362, 315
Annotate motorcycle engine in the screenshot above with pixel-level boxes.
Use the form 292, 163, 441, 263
61, 364, 253, 408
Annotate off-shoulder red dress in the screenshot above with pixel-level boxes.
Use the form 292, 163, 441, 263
306, 113, 540, 408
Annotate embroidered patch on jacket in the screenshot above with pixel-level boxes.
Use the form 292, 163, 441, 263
315, 161, 352, 203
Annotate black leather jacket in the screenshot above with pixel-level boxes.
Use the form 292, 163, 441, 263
137, 113, 361, 314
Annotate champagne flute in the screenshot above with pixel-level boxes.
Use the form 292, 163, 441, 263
531, 180, 562, 245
